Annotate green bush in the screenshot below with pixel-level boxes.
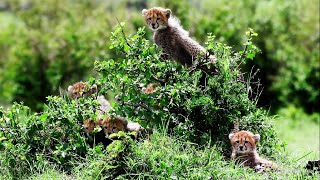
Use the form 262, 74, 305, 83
0, 0, 113, 111
1, 0, 318, 114
95, 25, 281, 153
0, 98, 137, 178
120, 131, 227, 179
74, 135, 134, 179
0, 95, 102, 176
75, 130, 314, 179
8, 23, 320, 179
0, 25, 283, 177
188, 0, 320, 113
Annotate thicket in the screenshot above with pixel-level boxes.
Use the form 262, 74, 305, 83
186, 0, 320, 113
95, 25, 281, 150
0, 26, 284, 178
0, 0, 318, 114
0, 0, 115, 110
0, 0, 318, 178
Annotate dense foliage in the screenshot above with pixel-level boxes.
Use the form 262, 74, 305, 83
0, 26, 286, 178
187, 0, 320, 112
0, 0, 319, 114
95, 26, 281, 153
0, 0, 114, 110
0, 0, 318, 179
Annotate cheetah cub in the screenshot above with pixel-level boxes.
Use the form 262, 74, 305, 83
100, 116, 127, 136
142, 7, 216, 65
68, 81, 111, 118
82, 119, 101, 134
143, 83, 157, 94
83, 116, 145, 136
68, 81, 98, 99
229, 130, 277, 172
100, 116, 145, 137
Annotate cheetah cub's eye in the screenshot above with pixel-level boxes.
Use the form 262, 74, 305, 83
236, 140, 240, 144
157, 17, 160, 20
244, 140, 249, 143
148, 18, 151, 20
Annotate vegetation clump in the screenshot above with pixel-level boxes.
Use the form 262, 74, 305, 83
3, 26, 313, 179
95, 25, 281, 153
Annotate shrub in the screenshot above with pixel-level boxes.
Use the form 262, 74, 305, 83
95, 25, 281, 154
1, 0, 318, 114
189, 0, 320, 113
0, 24, 282, 178
0, 95, 103, 176
0, 0, 113, 111
74, 134, 134, 179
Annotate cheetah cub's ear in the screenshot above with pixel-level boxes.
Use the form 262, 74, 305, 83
142, 9, 148, 16
228, 133, 234, 140
253, 134, 260, 143
164, 9, 171, 18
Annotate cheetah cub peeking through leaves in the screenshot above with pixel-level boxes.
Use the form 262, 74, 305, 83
142, 7, 216, 65
68, 81, 98, 99
83, 116, 145, 137
229, 130, 277, 172
68, 81, 111, 119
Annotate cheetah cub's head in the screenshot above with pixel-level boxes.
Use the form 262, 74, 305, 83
82, 119, 100, 134
142, 7, 171, 31
100, 116, 127, 136
229, 130, 260, 154
68, 81, 98, 99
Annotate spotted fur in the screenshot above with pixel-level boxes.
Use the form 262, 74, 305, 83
68, 81, 98, 99
82, 119, 113, 147
229, 130, 277, 172
126, 121, 145, 132
144, 83, 157, 94
100, 116, 128, 136
82, 119, 100, 134
142, 7, 216, 65
68, 81, 112, 118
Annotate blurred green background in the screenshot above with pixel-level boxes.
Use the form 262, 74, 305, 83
0, 0, 319, 156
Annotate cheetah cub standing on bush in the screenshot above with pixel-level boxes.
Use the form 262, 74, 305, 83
142, 7, 216, 65
229, 130, 277, 172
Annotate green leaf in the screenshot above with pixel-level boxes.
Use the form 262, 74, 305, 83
246, 53, 255, 60
124, 45, 129, 52
146, 70, 152, 79
39, 114, 48, 122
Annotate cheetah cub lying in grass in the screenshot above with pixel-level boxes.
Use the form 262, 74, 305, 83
229, 130, 277, 172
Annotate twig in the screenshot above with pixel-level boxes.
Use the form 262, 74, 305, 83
151, 74, 166, 83
237, 30, 252, 69
115, 17, 132, 48
189, 56, 217, 76
123, 102, 153, 113
151, 74, 171, 84
232, 118, 240, 133
121, 82, 125, 106
240, 31, 251, 60
293, 151, 313, 162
